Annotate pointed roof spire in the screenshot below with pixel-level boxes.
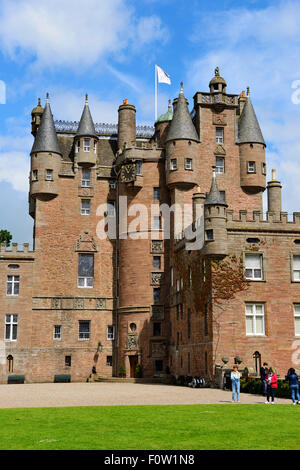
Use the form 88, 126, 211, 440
31, 94, 61, 155
205, 167, 227, 206
156, 99, 173, 123
238, 95, 265, 145
165, 83, 199, 143
76, 95, 97, 139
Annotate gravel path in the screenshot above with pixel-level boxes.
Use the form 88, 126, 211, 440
0, 383, 293, 409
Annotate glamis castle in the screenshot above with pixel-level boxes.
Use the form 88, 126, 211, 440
1, 68, 300, 384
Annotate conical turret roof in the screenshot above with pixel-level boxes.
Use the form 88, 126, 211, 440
76, 95, 97, 138
156, 99, 173, 123
205, 169, 227, 206
238, 95, 265, 145
165, 84, 199, 143
31, 96, 61, 155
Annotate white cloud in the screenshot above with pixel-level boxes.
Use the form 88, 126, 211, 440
0, 150, 30, 192
0, 0, 168, 69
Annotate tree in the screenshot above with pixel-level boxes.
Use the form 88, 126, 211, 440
0, 230, 12, 247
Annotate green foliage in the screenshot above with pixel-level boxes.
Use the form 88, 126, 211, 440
118, 363, 126, 377
240, 378, 292, 399
0, 229, 12, 247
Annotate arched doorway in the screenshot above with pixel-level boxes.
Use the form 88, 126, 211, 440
253, 351, 261, 376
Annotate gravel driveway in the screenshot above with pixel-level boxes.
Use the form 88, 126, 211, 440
0, 383, 292, 409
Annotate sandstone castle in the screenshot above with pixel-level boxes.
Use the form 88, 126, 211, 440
1, 68, 299, 384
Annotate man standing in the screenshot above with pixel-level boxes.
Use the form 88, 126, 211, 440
260, 362, 268, 396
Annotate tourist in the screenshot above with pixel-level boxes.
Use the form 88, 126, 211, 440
231, 365, 241, 403
285, 368, 300, 405
260, 362, 268, 396
265, 367, 278, 404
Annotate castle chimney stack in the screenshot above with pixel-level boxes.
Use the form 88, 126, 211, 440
267, 169, 282, 216
118, 100, 136, 150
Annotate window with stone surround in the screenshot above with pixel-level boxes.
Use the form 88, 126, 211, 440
153, 322, 161, 337
107, 325, 115, 340
106, 356, 113, 367
294, 305, 300, 336
216, 157, 225, 174
216, 127, 224, 143
292, 255, 300, 281
245, 253, 263, 280
153, 287, 161, 303
135, 161, 142, 176
247, 161, 256, 173
82, 169, 91, 187
83, 138, 90, 152
7, 275, 20, 296
81, 199, 91, 216
78, 320, 90, 340
170, 159, 177, 170
53, 325, 61, 340
78, 253, 94, 288
153, 256, 161, 269
185, 158, 192, 170
46, 169, 53, 181
76, 140, 80, 153
153, 187, 160, 201
5, 314, 18, 341
245, 303, 265, 336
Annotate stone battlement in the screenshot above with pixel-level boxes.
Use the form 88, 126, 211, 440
227, 210, 300, 231
0, 242, 35, 257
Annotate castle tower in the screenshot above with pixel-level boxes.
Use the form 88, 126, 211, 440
31, 98, 44, 137
118, 99, 136, 150
30, 94, 62, 198
238, 89, 266, 194
203, 167, 228, 258
267, 169, 282, 218
209, 66, 227, 95
155, 99, 173, 146
165, 83, 199, 189
75, 95, 98, 167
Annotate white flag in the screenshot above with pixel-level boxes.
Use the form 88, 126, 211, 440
156, 65, 171, 85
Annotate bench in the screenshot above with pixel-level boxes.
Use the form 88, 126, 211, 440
54, 374, 71, 383
7, 375, 25, 384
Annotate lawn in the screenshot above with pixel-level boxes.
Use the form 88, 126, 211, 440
0, 404, 299, 450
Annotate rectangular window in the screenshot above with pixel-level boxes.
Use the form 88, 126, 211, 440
153, 322, 161, 337
78, 320, 90, 340
106, 356, 113, 367
245, 303, 265, 336
65, 356, 71, 367
216, 157, 225, 174
107, 200, 116, 217
155, 360, 163, 372
109, 180, 116, 190
32, 170, 38, 181
247, 161, 256, 173
153, 215, 161, 230
153, 256, 161, 270
5, 314, 18, 341
185, 158, 192, 170
107, 325, 115, 340
176, 304, 179, 321
171, 159, 177, 170
82, 169, 91, 187
216, 127, 224, 143
7, 275, 20, 296
78, 254, 94, 288
76, 140, 80, 153
219, 190, 226, 203
188, 309, 191, 339
293, 255, 300, 281
245, 253, 263, 280
53, 325, 61, 340
153, 187, 160, 201
135, 161, 142, 176
81, 199, 90, 215
262, 162, 266, 175
204, 304, 209, 336
294, 305, 300, 336
206, 229, 214, 241
46, 169, 53, 181
94, 140, 97, 154
153, 287, 161, 303
84, 138, 90, 152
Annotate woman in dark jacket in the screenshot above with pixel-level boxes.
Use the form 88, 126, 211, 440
286, 368, 300, 405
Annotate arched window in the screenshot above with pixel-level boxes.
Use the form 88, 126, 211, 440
7, 355, 13, 372
253, 351, 261, 375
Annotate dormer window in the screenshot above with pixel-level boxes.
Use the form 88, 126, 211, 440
84, 138, 90, 152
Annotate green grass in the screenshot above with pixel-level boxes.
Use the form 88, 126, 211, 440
0, 404, 299, 450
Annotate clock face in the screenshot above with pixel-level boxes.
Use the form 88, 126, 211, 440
120, 163, 136, 183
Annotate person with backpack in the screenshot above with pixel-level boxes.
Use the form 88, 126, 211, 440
231, 365, 241, 403
285, 368, 300, 405
265, 367, 278, 404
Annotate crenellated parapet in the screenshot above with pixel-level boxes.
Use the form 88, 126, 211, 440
0, 243, 35, 259
226, 210, 300, 232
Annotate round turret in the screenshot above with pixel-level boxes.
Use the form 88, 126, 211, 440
30, 94, 61, 198
203, 168, 228, 258
267, 169, 282, 217
209, 67, 227, 94
165, 84, 199, 188
118, 100, 136, 150
154, 99, 173, 146
75, 95, 98, 167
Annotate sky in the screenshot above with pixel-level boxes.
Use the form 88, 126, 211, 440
1, 0, 300, 246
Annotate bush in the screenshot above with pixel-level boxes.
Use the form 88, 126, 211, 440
240, 377, 292, 399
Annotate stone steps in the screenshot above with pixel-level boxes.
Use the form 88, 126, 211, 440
89, 376, 165, 384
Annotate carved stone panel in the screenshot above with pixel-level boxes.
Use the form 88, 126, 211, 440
151, 342, 167, 358
75, 231, 98, 252
73, 298, 84, 309
151, 272, 164, 286
151, 240, 163, 253
127, 334, 138, 350
96, 298, 106, 310
51, 298, 62, 309
212, 113, 227, 125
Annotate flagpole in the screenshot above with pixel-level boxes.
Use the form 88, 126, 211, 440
155, 64, 157, 122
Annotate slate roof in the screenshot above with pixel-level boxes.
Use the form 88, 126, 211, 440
205, 171, 227, 206
238, 97, 265, 145
76, 98, 97, 138
31, 102, 62, 155
165, 89, 199, 143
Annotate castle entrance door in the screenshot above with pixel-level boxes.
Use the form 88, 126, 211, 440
129, 355, 138, 378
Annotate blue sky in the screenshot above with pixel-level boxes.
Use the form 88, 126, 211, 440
0, 0, 300, 246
